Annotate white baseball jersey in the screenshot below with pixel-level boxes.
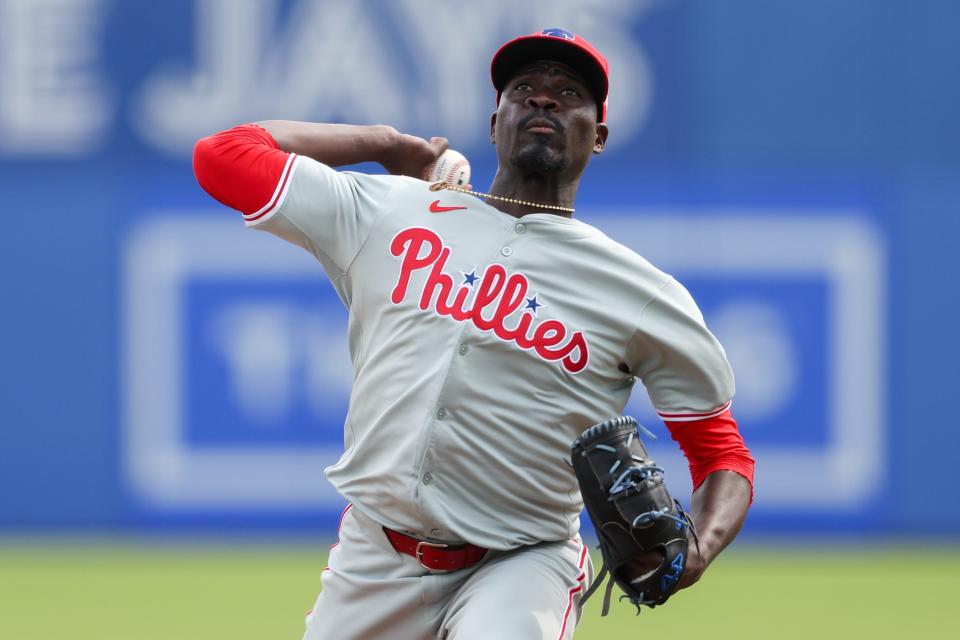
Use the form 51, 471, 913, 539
249, 155, 734, 550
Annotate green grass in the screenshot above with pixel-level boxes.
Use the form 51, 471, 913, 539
1, 543, 958, 639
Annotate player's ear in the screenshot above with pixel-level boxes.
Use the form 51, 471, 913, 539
593, 122, 608, 154
490, 112, 497, 144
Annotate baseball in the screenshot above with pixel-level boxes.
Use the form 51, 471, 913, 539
421, 149, 471, 187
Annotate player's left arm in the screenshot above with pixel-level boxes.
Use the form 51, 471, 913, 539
628, 277, 755, 591
677, 468, 751, 588
663, 406, 754, 590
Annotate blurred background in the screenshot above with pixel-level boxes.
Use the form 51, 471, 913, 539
1, 0, 958, 638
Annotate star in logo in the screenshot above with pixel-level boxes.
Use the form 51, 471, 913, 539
525, 295, 543, 315
462, 269, 479, 286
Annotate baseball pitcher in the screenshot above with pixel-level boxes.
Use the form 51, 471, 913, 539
193, 28, 754, 640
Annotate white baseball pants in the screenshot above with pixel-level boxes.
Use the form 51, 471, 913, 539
302, 505, 592, 639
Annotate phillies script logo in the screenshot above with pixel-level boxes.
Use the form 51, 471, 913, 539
390, 227, 589, 373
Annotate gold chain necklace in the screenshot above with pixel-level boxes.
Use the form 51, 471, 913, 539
430, 181, 575, 214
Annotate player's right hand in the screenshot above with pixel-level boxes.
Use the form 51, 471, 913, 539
379, 130, 449, 178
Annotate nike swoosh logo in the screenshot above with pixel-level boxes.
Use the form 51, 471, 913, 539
429, 200, 468, 213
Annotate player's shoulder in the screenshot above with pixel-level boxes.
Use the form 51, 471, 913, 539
567, 217, 671, 279
289, 161, 441, 216
338, 170, 424, 189
292, 157, 423, 192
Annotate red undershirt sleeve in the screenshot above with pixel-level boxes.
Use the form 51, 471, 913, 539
192, 123, 294, 218
664, 409, 755, 502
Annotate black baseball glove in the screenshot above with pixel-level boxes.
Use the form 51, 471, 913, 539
571, 416, 697, 615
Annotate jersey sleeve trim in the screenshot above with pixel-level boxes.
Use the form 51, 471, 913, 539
243, 153, 301, 226
656, 400, 732, 422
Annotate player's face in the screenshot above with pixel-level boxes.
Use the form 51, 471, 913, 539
492, 61, 607, 177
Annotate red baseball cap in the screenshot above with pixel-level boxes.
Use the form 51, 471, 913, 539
491, 28, 609, 122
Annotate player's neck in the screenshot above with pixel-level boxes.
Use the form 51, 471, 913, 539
487, 170, 579, 219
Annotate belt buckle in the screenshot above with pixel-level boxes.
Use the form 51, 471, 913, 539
414, 540, 450, 572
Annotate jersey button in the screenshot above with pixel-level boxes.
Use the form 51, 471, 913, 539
501, 246, 513, 257
430, 528, 442, 538
514, 223, 526, 234
435, 407, 447, 419
458, 344, 469, 356
423, 472, 433, 485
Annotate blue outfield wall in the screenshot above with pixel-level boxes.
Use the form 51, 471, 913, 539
1, 0, 959, 536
